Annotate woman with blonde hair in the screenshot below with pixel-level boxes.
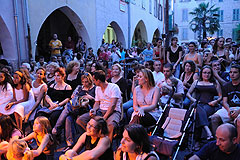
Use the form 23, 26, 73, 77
46, 62, 59, 86
108, 63, 128, 102
7, 139, 33, 160
130, 68, 161, 127
66, 61, 82, 91
22, 116, 54, 160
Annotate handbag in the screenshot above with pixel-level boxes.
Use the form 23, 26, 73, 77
150, 135, 178, 156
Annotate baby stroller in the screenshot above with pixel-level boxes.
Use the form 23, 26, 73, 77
150, 97, 199, 160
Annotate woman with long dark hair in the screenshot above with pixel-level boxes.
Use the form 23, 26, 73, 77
180, 60, 199, 108
24, 67, 48, 122
166, 37, 182, 78
187, 66, 222, 142
0, 70, 14, 116
153, 38, 165, 72
0, 115, 23, 158
182, 42, 202, 70
59, 116, 113, 160
212, 37, 230, 71
115, 124, 159, 160
4, 70, 35, 130
0, 115, 22, 142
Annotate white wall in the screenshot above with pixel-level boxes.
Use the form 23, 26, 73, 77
0, 0, 28, 68
1, 0, 163, 64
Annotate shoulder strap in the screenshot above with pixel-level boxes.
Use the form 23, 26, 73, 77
64, 85, 68, 90
53, 83, 57, 88
144, 152, 158, 160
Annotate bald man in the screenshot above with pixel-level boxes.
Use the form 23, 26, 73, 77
189, 123, 240, 160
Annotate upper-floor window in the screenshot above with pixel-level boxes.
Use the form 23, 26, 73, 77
218, 10, 224, 22
149, 0, 152, 14
233, 9, 240, 21
142, 0, 146, 9
154, 0, 158, 17
158, 4, 162, 20
182, 9, 188, 22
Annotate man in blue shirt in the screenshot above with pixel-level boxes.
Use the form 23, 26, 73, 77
140, 42, 153, 62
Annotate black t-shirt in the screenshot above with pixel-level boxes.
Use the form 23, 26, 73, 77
196, 141, 240, 160
85, 135, 113, 160
222, 81, 240, 107
220, 71, 230, 82
167, 46, 182, 63
66, 73, 82, 91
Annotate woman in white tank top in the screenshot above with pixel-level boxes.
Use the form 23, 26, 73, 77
24, 68, 47, 122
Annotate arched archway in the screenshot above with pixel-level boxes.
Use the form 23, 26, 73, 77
152, 29, 160, 46
132, 20, 148, 48
0, 16, 15, 60
36, 6, 90, 60
102, 21, 126, 48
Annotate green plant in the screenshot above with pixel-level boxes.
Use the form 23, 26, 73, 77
189, 2, 220, 40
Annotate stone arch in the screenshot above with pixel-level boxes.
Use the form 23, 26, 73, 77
0, 16, 15, 60
132, 20, 148, 48
102, 21, 126, 48
35, 6, 90, 60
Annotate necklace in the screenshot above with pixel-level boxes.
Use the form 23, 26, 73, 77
184, 72, 193, 82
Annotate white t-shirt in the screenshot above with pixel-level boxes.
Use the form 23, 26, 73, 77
153, 71, 165, 85
160, 77, 184, 105
111, 51, 121, 62
95, 83, 122, 112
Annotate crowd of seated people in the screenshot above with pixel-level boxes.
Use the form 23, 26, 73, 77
0, 35, 239, 160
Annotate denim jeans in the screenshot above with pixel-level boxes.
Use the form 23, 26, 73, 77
54, 103, 88, 146
174, 63, 181, 79
123, 99, 134, 122
183, 97, 191, 109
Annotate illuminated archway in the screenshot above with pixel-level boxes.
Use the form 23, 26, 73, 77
132, 20, 148, 48
102, 21, 126, 48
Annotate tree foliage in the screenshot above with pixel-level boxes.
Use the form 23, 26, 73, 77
189, 2, 220, 39
236, 24, 240, 44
